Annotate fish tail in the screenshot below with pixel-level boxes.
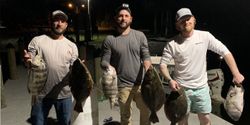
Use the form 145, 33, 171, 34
74, 102, 83, 113
109, 97, 119, 110
149, 111, 159, 123
109, 102, 114, 109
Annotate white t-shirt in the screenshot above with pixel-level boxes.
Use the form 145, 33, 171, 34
160, 30, 230, 88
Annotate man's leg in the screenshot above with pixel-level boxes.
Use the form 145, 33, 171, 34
55, 97, 72, 125
31, 98, 52, 125
190, 86, 211, 125
134, 85, 151, 125
198, 113, 211, 125
118, 87, 133, 125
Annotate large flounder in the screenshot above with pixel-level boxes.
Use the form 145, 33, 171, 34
164, 88, 187, 125
69, 58, 94, 113
141, 65, 165, 123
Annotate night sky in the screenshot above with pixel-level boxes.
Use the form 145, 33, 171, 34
1, 0, 250, 124
1, 0, 250, 35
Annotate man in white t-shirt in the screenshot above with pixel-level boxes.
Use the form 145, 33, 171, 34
159, 8, 244, 125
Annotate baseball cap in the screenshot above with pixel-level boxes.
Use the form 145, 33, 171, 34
115, 3, 131, 15
52, 10, 68, 21
176, 8, 193, 21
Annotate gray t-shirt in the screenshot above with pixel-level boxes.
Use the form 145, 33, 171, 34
101, 29, 151, 87
28, 34, 78, 99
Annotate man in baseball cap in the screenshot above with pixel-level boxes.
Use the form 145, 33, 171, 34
176, 8, 193, 21
23, 8, 78, 125
101, 3, 152, 125
115, 3, 131, 15
160, 7, 245, 125
52, 10, 68, 21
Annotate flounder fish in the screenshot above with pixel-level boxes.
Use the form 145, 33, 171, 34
224, 85, 244, 121
69, 58, 94, 113
141, 65, 165, 123
164, 88, 187, 125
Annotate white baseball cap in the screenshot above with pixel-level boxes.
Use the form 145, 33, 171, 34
176, 8, 193, 21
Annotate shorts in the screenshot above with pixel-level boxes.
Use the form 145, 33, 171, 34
184, 85, 211, 114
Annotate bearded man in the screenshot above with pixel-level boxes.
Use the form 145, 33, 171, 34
24, 10, 78, 125
100, 3, 152, 125
159, 8, 244, 125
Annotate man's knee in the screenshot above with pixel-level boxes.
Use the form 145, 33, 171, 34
198, 113, 211, 125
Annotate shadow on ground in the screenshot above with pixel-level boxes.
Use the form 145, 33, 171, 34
26, 117, 58, 125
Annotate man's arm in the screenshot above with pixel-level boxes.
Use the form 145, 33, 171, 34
100, 38, 112, 70
223, 53, 244, 85
139, 32, 151, 71
159, 63, 180, 91
159, 63, 172, 82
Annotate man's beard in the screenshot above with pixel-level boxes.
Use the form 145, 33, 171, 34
179, 24, 193, 33
117, 21, 131, 30
52, 27, 66, 35
184, 25, 193, 32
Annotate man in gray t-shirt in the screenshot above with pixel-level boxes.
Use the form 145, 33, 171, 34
101, 3, 151, 125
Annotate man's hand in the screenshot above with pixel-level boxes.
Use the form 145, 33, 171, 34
233, 73, 245, 86
169, 80, 180, 91
23, 49, 31, 68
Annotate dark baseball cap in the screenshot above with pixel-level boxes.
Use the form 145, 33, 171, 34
115, 3, 131, 15
52, 10, 68, 21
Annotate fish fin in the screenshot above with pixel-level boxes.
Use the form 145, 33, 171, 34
109, 100, 114, 109
149, 111, 159, 123
74, 102, 83, 113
